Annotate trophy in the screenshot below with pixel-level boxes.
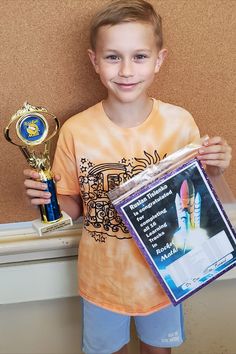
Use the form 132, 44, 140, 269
4, 102, 72, 236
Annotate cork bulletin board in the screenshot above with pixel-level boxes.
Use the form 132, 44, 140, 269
0, 0, 235, 224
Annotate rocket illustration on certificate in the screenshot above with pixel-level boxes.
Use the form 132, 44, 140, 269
113, 158, 236, 305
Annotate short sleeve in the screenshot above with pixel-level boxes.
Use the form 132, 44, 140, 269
52, 123, 80, 196
187, 114, 201, 143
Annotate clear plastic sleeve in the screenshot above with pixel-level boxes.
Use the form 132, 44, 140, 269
109, 136, 236, 304
109, 136, 236, 229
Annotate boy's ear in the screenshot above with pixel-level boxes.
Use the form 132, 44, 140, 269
88, 49, 100, 74
155, 48, 168, 73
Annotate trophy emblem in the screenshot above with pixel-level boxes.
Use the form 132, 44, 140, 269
4, 102, 72, 235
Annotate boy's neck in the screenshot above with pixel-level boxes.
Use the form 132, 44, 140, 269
102, 96, 153, 128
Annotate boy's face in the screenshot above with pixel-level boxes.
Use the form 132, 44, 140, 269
88, 22, 166, 104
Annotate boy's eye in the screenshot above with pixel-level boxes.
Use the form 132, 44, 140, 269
105, 55, 120, 61
134, 54, 148, 61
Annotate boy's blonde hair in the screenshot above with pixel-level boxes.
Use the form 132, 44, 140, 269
89, 0, 163, 50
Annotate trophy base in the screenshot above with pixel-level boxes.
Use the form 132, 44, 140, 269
32, 211, 73, 236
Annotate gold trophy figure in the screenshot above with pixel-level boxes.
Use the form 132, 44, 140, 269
4, 102, 72, 236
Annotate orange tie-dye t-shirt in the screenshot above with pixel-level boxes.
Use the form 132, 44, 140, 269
53, 99, 200, 315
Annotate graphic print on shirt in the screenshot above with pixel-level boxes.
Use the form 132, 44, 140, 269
79, 150, 167, 242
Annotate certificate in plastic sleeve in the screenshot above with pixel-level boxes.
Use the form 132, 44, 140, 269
114, 159, 236, 305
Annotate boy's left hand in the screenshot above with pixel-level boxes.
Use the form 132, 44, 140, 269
197, 136, 232, 176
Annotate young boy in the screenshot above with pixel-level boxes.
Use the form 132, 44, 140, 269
24, 1, 232, 353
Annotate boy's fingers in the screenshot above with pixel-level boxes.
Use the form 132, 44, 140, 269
23, 169, 40, 179
26, 188, 51, 199
200, 159, 228, 169
198, 151, 231, 162
23, 169, 61, 182
24, 179, 47, 190
198, 153, 227, 161
199, 147, 227, 155
31, 198, 51, 206
203, 136, 225, 146
198, 156, 230, 167
54, 174, 61, 182
199, 143, 231, 155
26, 188, 51, 206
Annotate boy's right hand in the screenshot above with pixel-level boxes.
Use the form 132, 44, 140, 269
23, 169, 61, 206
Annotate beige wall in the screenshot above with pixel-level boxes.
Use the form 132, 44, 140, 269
0, 0, 235, 224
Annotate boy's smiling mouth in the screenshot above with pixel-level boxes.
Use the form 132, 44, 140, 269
113, 81, 141, 89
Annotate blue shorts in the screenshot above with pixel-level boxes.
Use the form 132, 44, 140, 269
82, 299, 185, 354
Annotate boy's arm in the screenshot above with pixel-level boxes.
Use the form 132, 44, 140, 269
197, 136, 232, 176
58, 194, 82, 221
23, 169, 82, 221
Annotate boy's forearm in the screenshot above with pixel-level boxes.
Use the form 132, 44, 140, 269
205, 165, 223, 177
58, 194, 83, 221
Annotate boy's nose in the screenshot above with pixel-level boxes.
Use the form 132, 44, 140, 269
118, 60, 134, 77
